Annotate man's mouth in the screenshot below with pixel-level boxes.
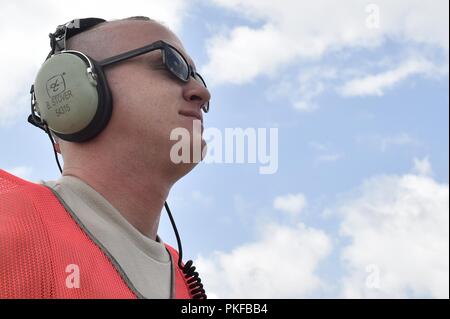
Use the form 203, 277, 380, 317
179, 110, 203, 123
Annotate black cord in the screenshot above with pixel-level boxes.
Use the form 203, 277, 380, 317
164, 202, 184, 268
164, 202, 207, 299
44, 125, 63, 174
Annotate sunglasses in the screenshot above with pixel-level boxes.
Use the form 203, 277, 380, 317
98, 40, 210, 113
50, 19, 210, 113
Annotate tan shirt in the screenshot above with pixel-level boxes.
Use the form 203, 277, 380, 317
40, 175, 174, 299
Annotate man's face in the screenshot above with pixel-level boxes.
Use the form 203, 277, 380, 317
69, 20, 211, 171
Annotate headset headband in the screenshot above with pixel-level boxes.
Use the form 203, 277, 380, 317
49, 18, 106, 56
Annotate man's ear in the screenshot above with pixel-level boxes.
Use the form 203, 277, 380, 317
54, 142, 61, 154
51, 132, 61, 154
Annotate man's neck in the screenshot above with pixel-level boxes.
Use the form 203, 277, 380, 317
62, 162, 173, 241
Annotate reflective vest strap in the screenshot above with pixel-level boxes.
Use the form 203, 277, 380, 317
0, 169, 29, 191
165, 244, 192, 299
0, 169, 135, 298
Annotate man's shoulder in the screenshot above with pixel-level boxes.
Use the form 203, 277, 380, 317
0, 169, 47, 234
0, 168, 39, 194
0, 170, 55, 298
0, 168, 44, 204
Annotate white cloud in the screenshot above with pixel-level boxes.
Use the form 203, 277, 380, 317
308, 140, 344, 164
293, 101, 319, 113
355, 133, 422, 152
268, 67, 337, 112
273, 193, 307, 216
292, 68, 336, 112
339, 57, 436, 97
269, 55, 445, 111
338, 162, 449, 298
0, 0, 190, 126
203, 0, 449, 108
196, 222, 332, 298
413, 157, 433, 177
380, 132, 421, 152
197, 158, 448, 299
203, 23, 296, 86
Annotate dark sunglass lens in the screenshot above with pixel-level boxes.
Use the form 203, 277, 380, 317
164, 47, 189, 81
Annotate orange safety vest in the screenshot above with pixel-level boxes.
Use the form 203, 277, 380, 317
0, 169, 192, 299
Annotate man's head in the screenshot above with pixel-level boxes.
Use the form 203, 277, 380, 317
54, 17, 211, 182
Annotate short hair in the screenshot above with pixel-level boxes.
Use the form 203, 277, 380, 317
124, 16, 155, 22
66, 16, 163, 49
87, 16, 158, 31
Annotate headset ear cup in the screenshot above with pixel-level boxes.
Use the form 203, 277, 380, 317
33, 51, 113, 143
51, 54, 113, 143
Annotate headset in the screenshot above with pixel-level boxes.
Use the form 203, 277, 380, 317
28, 18, 207, 299
29, 18, 112, 143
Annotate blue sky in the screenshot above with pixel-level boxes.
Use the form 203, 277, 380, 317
0, 0, 448, 298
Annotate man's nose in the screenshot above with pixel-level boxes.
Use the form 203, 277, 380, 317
183, 78, 211, 112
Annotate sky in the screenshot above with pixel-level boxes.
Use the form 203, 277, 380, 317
0, 0, 448, 298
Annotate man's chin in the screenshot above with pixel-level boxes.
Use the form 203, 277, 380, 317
170, 160, 201, 181
190, 139, 207, 163
168, 137, 206, 165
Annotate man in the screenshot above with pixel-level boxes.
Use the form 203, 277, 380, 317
0, 17, 211, 299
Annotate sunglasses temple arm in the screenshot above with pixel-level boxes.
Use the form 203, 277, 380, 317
98, 44, 161, 68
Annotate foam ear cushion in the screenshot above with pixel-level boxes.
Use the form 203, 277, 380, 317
53, 53, 113, 142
